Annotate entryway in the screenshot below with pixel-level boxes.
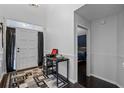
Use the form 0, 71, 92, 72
6, 20, 44, 72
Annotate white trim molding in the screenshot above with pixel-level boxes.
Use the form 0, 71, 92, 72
44, 50, 75, 58
6, 19, 45, 32
90, 74, 124, 88
116, 83, 123, 88
69, 78, 77, 84
91, 74, 117, 85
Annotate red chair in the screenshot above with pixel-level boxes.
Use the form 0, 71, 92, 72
51, 49, 58, 55
46, 49, 58, 58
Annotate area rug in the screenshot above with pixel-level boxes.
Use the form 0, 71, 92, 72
5, 67, 68, 88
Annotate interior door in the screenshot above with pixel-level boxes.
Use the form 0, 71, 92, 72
16, 28, 38, 70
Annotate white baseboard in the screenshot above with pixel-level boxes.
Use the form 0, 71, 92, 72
91, 74, 124, 88
116, 83, 123, 88
90, 74, 117, 85
69, 78, 77, 84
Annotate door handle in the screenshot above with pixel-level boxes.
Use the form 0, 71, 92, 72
17, 48, 20, 52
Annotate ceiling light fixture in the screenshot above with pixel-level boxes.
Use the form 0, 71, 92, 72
30, 4, 40, 7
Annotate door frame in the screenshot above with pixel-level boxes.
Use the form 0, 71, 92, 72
74, 24, 91, 82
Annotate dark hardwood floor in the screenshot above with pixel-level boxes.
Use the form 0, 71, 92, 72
78, 76, 118, 88
78, 61, 119, 88
78, 61, 86, 81
64, 82, 84, 88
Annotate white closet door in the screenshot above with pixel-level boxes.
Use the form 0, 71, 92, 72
16, 28, 38, 70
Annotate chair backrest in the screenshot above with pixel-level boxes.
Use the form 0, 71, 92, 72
51, 49, 58, 55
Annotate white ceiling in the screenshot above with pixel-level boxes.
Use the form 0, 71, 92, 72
0, 4, 47, 26
76, 4, 124, 21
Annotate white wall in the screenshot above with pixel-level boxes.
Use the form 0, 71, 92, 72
117, 11, 124, 87
91, 15, 117, 84
45, 4, 82, 83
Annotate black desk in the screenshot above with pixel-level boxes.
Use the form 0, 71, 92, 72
46, 57, 69, 87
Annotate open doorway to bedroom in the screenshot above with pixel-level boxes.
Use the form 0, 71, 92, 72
74, 4, 124, 88
77, 25, 87, 83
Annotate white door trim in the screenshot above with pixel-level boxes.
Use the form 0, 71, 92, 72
6, 19, 44, 32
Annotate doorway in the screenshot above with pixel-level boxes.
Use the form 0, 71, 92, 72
6, 27, 43, 72
77, 25, 87, 82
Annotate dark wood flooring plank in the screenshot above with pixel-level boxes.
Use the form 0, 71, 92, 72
78, 76, 119, 88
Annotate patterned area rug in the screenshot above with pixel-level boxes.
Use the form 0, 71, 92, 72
5, 67, 68, 88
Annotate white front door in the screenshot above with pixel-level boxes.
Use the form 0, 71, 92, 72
16, 28, 38, 70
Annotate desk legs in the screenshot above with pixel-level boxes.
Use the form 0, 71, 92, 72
46, 59, 48, 76
56, 60, 69, 87
56, 61, 58, 87
67, 60, 69, 81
